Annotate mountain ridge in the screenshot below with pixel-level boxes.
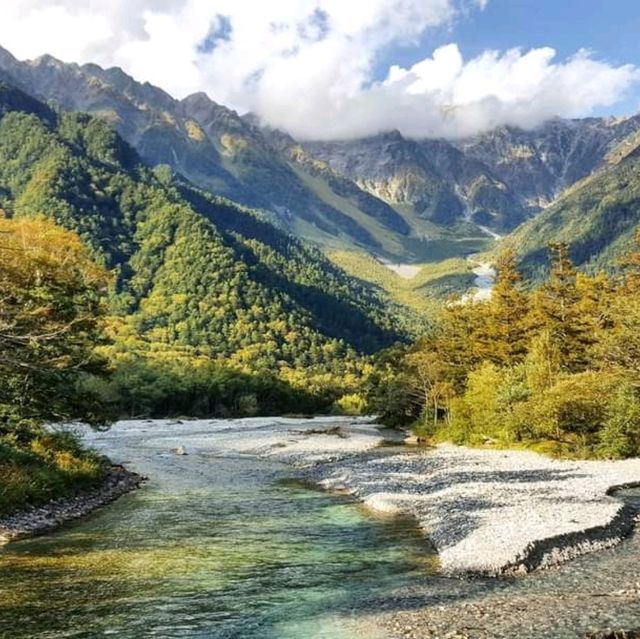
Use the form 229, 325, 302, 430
0, 80, 412, 375
1, 44, 640, 270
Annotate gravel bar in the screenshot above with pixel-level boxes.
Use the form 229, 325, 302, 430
308, 442, 640, 576
0, 465, 144, 544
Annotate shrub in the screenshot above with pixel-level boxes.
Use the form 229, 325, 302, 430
0, 429, 103, 515
334, 393, 367, 416
529, 371, 618, 447
598, 384, 640, 458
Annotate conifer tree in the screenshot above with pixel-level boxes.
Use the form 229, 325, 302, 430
529, 243, 592, 372
476, 249, 529, 365
435, 301, 482, 389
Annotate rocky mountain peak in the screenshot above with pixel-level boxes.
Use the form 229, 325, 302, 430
181, 93, 249, 139
0, 44, 18, 66
181, 91, 216, 110
1, 43, 639, 261
31, 53, 69, 70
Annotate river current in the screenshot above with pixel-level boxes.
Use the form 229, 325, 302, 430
0, 421, 437, 639
1, 419, 640, 639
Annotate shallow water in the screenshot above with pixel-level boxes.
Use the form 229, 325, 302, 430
2, 420, 640, 639
0, 421, 437, 639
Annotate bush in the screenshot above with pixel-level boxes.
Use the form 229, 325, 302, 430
443, 362, 530, 445
529, 372, 617, 446
598, 384, 640, 458
334, 393, 367, 416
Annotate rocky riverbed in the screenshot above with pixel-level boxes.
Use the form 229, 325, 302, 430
8, 417, 640, 639
375, 492, 640, 639
80, 418, 640, 577
0, 465, 144, 543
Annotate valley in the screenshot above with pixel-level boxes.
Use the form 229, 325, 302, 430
2, 20, 640, 639
3, 418, 640, 639
2, 44, 639, 279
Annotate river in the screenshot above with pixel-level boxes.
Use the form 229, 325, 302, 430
0, 420, 436, 639
2, 419, 640, 639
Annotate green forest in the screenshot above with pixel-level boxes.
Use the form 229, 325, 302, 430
367, 243, 640, 459
0, 82, 413, 417
3, 77, 640, 519
0, 82, 406, 513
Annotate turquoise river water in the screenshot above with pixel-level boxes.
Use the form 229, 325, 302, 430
0, 423, 438, 639
1, 419, 640, 639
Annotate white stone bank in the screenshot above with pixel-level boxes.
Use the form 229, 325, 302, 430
80, 418, 640, 576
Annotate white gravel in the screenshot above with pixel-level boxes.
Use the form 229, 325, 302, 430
315, 443, 640, 575
78, 418, 640, 577
80, 416, 383, 464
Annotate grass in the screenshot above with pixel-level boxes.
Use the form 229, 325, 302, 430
0, 430, 105, 516
399, 236, 492, 263
329, 250, 475, 319
289, 163, 407, 256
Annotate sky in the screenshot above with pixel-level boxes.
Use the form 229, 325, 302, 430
0, 0, 639, 140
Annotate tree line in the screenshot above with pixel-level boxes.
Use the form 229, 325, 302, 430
366, 240, 640, 458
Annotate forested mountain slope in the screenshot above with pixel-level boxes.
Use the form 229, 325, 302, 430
0, 82, 409, 375
2, 44, 639, 264
0, 46, 413, 257
506, 144, 640, 275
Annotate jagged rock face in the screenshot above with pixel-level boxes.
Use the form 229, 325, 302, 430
0, 47, 247, 198
304, 132, 441, 202
0, 47, 391, 248
302, 132, 465, 226
456, 117, 640, 209
302, 117, 640, 233
507, 140, 640, 276
1, 44, 640, 258
303, 133, 526, 229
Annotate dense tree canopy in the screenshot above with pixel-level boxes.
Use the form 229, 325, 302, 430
0, 84, 412, 418
367, 239, 640, 458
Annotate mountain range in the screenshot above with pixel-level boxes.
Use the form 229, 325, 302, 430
0, 80, 412, 382
2, 44, 640, 269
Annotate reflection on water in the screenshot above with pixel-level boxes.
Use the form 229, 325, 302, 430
0, 432, 437, 639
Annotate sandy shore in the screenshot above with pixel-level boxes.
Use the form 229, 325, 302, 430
0, 465, 144, 544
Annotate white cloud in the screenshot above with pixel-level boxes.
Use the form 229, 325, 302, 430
0, 1, 637, 139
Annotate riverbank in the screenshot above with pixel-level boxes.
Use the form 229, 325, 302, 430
0, 465, 144, 544
78, 418, 640, 578
10, 418, 640, 575
307, 442, 640, 576
7, 417, 640, 639
378, 483, 640, 639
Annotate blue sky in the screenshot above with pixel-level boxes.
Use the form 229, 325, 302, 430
383, 0, 640, 116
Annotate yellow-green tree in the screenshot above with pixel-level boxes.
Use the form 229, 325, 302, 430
476, 249, 529, 366
529, 243, 592, 372
0, 216, 109, 429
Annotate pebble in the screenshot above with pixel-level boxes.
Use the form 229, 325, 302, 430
0, 465, 144, 543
